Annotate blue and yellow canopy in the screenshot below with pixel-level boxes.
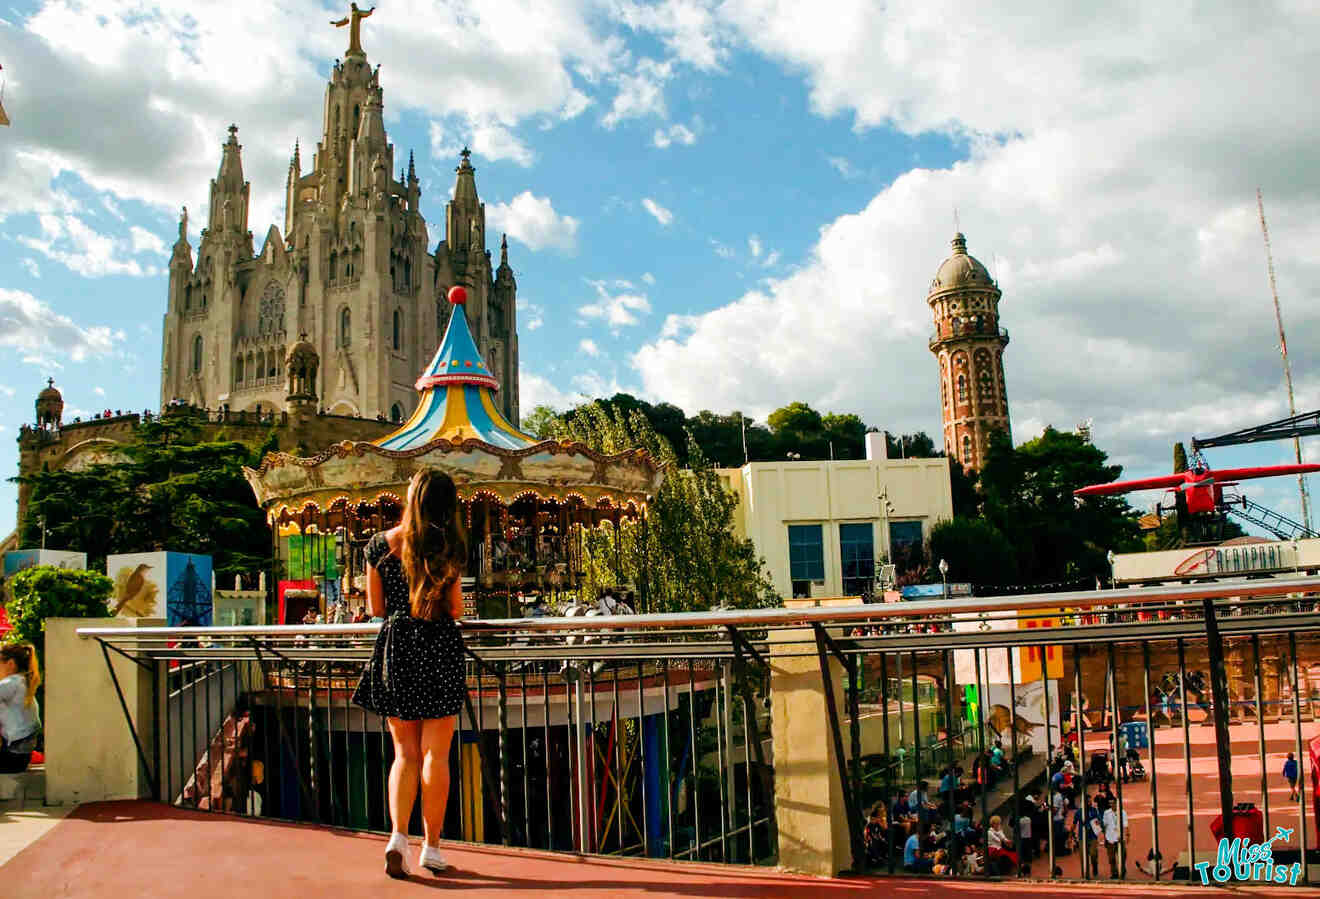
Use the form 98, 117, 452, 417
374, 294, 539, 452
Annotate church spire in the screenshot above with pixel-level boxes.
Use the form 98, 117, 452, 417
208, 124, 251, 234
499, 233, 509, 268
453, 147, 478, 205
217, 124, 245, 191
407, 149, 417, 182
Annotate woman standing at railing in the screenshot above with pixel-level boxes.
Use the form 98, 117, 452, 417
352, 470, 467, 879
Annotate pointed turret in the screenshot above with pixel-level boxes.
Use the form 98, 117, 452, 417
207, 124, 251, 235
406, 149, 420, 213
453, 146, 478, 205
446, 148, 484, 255
285, 140, 302, 236
356, 86, 386, 147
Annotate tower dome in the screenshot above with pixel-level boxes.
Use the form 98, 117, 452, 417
35, 378, 64, 430
285, 334, 320, 406
929, 233, 995, 295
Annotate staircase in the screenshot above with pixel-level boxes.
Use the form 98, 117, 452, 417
1226, 495, 1316, 540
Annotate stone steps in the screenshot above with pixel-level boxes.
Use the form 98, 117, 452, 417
0, 765, 46, 811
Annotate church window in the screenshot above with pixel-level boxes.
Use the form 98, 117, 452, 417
184, 289, 191, 311
979, 371, 993, 399
247, 352, 255, 383
941, 380, 948, 407
403, 257, 411, 289
956, 374, 967, 404
256, 351, 265, 383
392, 309, 402, 351
340, 308, 351, 347
353, 104, 360, 134
436, 298, 447, 336
329, 251, 338, 283
235, 356, 244, 385
390, 403, 402, 423
192, 335, 203, 374
269, 349, 280, 379
962, 435, 972, 464
258, 283, 285, 336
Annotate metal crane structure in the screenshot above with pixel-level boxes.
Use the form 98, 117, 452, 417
1256, 188, 1310, 531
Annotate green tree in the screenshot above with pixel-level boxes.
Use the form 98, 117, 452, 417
15, 412, 276, 578
928, 517, 1019, 586
885, 431, 939, 459
3, 566, 115, 657
981, 427, 1142, 584
1173, 442, 1189, 474
552, 402, 779, 611
521, 404, 561, 440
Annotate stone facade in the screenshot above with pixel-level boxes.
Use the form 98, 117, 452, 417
927, 233, 1011, 471
158, 29, 519, 427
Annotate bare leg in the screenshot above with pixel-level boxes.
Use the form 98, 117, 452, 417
387, 718, 422, 835
420, 715, 458, 847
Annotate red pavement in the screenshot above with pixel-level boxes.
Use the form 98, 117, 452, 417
4, 801, 1316, 898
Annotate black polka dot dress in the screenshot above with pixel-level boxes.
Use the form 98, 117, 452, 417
352, 532, 466, 720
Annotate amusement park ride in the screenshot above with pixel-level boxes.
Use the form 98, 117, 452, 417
1075, 410, 1320, 542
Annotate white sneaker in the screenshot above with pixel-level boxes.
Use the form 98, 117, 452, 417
385, 832, 412, 879
419, 844, 449, 874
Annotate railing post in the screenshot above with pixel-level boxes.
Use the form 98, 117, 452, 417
1201, 598, 1235, 836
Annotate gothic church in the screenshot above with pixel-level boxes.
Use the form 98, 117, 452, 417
160, 18, 520, 425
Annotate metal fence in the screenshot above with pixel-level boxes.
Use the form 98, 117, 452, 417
80, 575, 1320, 884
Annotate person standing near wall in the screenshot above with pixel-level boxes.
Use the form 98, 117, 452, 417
0, 643, 41, 773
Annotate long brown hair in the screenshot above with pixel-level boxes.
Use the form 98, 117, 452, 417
398, 470, 467, 621
0, 643, 41, 709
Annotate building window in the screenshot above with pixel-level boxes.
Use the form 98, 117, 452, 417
192, 335, 203, 374
788, 524, 824, 597
235, 356, 244, 385
888, 520, 924, 577
258, 283, 285, 336
839, 523, 875, 597
269, 347, 280, 379
392, 309, 402, 351
340, 308, 351, 347
390, 403, 403, 423
957, 374, 967, 404
962, 435, 972, 464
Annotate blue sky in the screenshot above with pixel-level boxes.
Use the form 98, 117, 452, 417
3, 1, 1320, 541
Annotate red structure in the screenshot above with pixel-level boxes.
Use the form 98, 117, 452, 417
1075, 463, 1320, 515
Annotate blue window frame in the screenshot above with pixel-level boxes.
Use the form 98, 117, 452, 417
788, 525, 824, 582
889, 520, 924, 568
839, 523, 875, 595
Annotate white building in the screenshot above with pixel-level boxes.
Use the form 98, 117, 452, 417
718, 433, 954, 599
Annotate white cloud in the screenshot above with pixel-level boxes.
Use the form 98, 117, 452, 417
653, 122, 697, 148
827, 155, 860, 179
641, 197, 673, 226
21, 259, 40, 278
522, 301, 545, 331
429, 119, 535, 168
18, 215, 161, 277
486, 191, 580, 252
94, 386, 106, 396
129, 225, 168, 256
634, 1, 1320, 482
603, 58, 673, 128
748, 234, 762, 258
579, 280, 652, 330
612, 0, 728, 71
641, 271, 656, 285
0, 0, 626, 232
579, 338, 601, 357
0, 386, 16, 397
520, 370, 584, 412
764, 250, 780, 267
0, 288, 124, 368
709, 238, 734, 259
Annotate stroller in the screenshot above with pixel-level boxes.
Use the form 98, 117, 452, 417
1124, 747, 1146, 781
1088, 750, 1112, 785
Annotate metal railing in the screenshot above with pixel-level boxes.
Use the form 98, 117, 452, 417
80, 575, 1320, 883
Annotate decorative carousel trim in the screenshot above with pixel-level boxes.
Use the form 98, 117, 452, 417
247, 437, 663, 476
263, 483, 652, 524
415, 371, 500, 391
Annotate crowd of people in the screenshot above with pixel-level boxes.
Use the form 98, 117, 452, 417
862, 738, 1143, 880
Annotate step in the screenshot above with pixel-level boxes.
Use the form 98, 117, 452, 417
0, 765, 46, 808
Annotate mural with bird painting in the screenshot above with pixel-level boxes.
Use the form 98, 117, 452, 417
109, 554, 161, 617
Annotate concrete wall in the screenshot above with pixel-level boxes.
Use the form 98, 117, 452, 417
1112, 538, 1320, 583
45, 617, 163, 805
718, 457, 953, 598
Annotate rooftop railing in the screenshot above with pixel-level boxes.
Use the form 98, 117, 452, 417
78, 575, 1320, 883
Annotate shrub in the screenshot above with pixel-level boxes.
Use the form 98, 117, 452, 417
3, 566, 115, 655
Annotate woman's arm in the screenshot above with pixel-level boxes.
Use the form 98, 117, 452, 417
447, 576, 464, 621
366, 563, 387, 618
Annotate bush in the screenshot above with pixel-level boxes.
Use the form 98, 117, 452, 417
3, 566, 114, 655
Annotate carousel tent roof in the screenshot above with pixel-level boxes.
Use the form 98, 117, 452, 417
375, 287, 539, 452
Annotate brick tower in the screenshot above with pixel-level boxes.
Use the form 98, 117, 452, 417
927, 232, 1011, 470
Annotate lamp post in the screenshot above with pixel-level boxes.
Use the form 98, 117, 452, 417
939, 557, 949, 600
1106, 549, 1115, 589
877, 488, 895, 594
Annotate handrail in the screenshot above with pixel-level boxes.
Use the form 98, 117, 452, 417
76, 574, 1320, 640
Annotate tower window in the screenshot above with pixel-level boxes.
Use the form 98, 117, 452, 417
392, 309, 402, 351
390, 403, 403, 423
956, 374, 967, 404
192, 335, 203, 374
962, 435, 972, 464
235, 356, 244, 385
340, 308, 352, 347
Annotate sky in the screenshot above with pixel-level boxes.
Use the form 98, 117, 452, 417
2, 1, 1320, 542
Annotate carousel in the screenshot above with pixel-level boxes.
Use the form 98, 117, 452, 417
244, 286, 664, 620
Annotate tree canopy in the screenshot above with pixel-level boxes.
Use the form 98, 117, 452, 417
14, 413, 277, 578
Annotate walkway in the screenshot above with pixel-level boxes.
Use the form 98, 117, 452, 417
3, 801, 1315, 898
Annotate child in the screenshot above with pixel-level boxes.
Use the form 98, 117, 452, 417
1284, 752, 1300, 801
0, 643, 42, 773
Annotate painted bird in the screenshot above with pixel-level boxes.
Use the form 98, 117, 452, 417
113, 563, 154, 614
988, 703, 1040, 739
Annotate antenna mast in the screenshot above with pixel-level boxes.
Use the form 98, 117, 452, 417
1258, 187, 1311, 531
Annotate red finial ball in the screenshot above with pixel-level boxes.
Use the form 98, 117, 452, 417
448, 285, 467, 306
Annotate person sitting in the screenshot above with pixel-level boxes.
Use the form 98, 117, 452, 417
863, 801, 889, 867
904, 824, 934, 874
931, 848, 952, 875
939, 766, 959, 802
0, 644, 42, 774
960, 839, 984, 875
990, 740, 1008, 775
986, 815, 1019, 875
908, 780, 937, 823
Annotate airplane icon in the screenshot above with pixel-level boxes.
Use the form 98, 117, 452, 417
1275, 826, 1294, 843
